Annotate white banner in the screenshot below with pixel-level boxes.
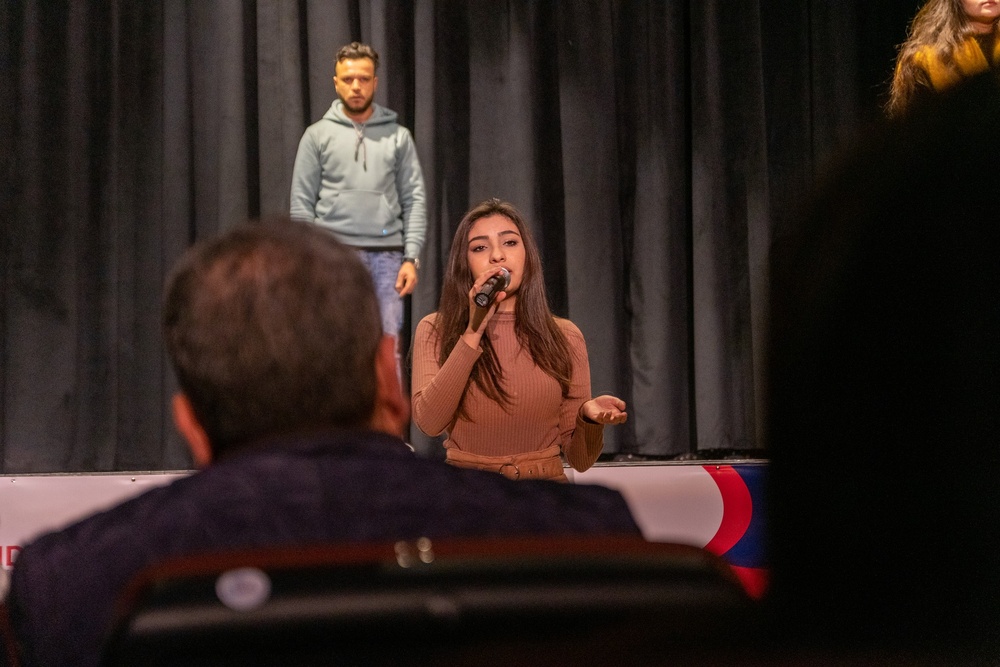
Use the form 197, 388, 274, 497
0, 464, 765, 568
0, 472, 187, 569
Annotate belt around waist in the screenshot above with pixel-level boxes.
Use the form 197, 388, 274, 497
445, 446, 567, 482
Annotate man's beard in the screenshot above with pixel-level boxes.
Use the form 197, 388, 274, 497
341, 94, 374, 115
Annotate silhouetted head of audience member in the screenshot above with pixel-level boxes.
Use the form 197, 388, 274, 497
162, 217, 406, 465
766, 70, 1000, 660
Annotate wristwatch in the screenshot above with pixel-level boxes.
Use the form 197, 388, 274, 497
403, 257, 420, 270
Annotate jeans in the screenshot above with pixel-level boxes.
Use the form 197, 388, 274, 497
356, 249, 403, 337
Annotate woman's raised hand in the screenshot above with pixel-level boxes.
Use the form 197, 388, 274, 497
580, 395, 628, 425
464, 266, 509, 338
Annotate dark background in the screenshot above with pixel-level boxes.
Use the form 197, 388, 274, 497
0, 0, 921, 472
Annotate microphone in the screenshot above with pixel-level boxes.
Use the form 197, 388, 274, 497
474, 267, 511, 308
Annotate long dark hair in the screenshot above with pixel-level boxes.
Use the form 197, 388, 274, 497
888, 0, 998, 116
432, 199, 572, 414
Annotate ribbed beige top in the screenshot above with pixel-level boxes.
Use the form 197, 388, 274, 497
411, 311, 605, 471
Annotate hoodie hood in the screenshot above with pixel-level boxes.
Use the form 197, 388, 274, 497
324, 99, 398, 127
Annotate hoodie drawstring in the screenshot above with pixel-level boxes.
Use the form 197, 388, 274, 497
352, 121, 367, 171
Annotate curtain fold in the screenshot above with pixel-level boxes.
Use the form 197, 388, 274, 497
618, 0, 691, 457
688, 0, 769, 452
1, 0, 915, 472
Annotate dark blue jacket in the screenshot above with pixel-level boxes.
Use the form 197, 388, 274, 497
5, 430, 639, 666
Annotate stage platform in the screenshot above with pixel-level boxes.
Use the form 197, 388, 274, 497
0, 459, 769, 596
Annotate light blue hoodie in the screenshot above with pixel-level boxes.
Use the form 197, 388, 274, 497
290, 101, 426, 259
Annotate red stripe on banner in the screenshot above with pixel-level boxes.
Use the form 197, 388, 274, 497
729, 564, 770, 599
702, 465, 753, 557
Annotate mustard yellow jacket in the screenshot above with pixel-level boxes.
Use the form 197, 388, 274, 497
912, 34, 1000, 91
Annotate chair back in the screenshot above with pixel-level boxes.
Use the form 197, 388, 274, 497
102, 535, 757, 666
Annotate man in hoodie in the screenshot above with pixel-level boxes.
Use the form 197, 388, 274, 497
290, 41, 426, 341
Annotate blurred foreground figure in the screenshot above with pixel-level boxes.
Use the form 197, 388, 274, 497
767, 71, 1000, 662
3, 219, 639, 667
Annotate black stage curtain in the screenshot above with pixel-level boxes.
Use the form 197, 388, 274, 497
0, 0, 917, 472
